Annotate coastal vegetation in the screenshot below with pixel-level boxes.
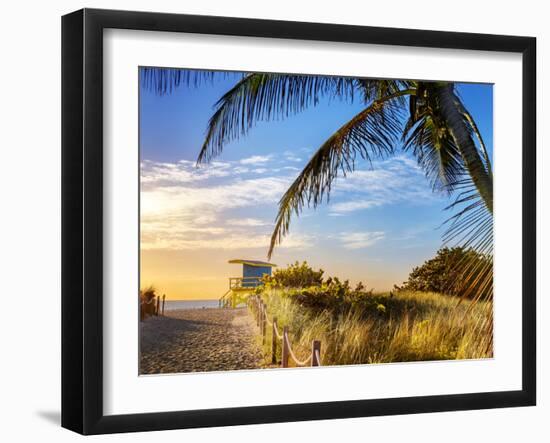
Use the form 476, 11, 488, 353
254, 261, 492, 366
139, 285, 158, 319
395, 247, 493, 301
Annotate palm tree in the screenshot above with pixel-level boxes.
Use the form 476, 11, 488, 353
141, 68, 493, 300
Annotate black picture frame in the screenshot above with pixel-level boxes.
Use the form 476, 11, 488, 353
61, 8, 536, 435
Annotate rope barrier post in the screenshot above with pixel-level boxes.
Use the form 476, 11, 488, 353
162, 294, 166, 316
261, 304, 267, 344
282, 327, 289, 368
271, 317, 277, 364
156, 296, 160, 316
311, 340, 321, 366
260, 302, 265, 341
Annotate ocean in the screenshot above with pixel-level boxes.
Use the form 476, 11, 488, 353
164, 299, 220, 310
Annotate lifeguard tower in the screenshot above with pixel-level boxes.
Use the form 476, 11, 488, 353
219, 259, 277, 308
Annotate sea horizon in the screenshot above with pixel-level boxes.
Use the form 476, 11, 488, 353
163, 299, 221, 310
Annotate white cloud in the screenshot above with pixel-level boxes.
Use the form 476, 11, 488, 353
283, 150, 303, 162
328, 155, 440, 214
226, 218, 270, 227
141, 175, 290, 218
239, 155, 272, 165
140, 154, 440, 252
141, 230, 312, 251
333, 231, 386, 249
330, 200, 381, 213
140, 159, 301, 251
141, 159, 232, 188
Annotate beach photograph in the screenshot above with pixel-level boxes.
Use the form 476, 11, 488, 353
139, 68, 493, 375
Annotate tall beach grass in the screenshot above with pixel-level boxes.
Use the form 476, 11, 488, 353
256, 289, 493, 367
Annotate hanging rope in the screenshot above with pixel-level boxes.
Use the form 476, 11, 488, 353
248, 294, 322, 367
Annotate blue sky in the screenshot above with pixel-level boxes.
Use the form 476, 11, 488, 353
139, 69, 493, 299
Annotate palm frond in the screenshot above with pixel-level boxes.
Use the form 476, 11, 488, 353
442, 177, 493, 301
140, 67, 238, 95
435, 84, 493, 213
268, 94, 406, 258
457, 104, 493, 178
198, 73, 363, 163
406, 82, 494, 302
402, 112, 466, 194
356, 78, 412, 105
197, 74, 408, 163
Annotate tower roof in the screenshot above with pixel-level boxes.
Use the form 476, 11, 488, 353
228, 259, 277, 268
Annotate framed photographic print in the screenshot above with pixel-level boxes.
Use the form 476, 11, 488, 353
61, 8, 536, 435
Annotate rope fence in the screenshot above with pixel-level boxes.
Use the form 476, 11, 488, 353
248, 294, 322, 368
140, 293, 166, 321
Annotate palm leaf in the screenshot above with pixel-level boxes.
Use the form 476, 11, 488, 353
197, 73, 360, 163
197, 74, 411, 163
435, 84, 493, 213
457, 103, 493, 178
268, 94, 407, 258
434, 84, 494, 301
139, 67, 235, 95
402, 112, 466, 194
442, 177, 493, 301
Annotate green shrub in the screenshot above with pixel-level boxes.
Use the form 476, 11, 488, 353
263, 261, 324, 288
395, 247, 492, 299
262, 262, 378, 315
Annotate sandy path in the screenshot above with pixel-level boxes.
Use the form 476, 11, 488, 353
140, 307, 263, 374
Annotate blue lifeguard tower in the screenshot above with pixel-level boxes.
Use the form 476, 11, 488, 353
219, 259, 277, 307
228, 259, 277, 288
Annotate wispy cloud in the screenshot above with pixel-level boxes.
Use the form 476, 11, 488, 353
328, 155, 440, 215
141, 159, 302, 251
141, 231, 313, 251
240, 155, 273, 165
140, 153, 440, 252
333, 231, 386, 249
226, 218, 270, 227
330, 200, 381, 213
140, 160, 228, 186
253, 168, 268, 174
283, 150, 303, 163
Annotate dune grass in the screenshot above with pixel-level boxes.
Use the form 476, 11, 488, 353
255, 289, 493, 367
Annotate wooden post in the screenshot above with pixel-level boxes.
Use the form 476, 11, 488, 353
282, 327, 289, 368
271, 317, 277, 364
259, 302, 264, 339
311, 340, 321, 366
162, 294, 166, 315
261, 304, 267, 344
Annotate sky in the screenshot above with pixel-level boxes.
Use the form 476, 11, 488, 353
139, 69, 493, 300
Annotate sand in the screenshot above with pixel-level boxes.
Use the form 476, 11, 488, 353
139, 307, 263, 374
